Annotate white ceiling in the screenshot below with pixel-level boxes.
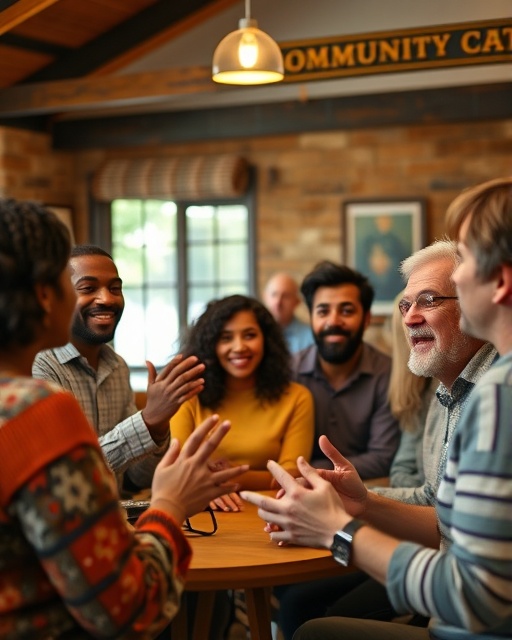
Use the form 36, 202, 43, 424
121, 0, 512, 111
58, 0, 511, 120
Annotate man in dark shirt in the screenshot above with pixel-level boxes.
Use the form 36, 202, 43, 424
292, 261, 399, 479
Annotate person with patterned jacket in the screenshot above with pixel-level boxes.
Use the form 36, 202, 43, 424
0, 198, 247, 639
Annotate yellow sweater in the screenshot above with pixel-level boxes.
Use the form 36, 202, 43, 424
171, 382, 314, 475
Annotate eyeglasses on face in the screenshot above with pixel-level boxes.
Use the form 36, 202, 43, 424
183, 506, 218, 537
398, 293, 458, 317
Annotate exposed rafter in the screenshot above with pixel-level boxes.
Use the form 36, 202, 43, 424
0, 65, 223, 116
91, 0, 240, 76
50, 83, 512, 150
24, 0, 237, 83
0, 0, 61, 35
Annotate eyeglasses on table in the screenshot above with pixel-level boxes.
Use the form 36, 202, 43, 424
183, 506, 218, 537
121, 500, 217, 536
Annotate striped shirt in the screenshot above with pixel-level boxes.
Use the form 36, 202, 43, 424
32, 343, 168, 489
388, 351, 512, 639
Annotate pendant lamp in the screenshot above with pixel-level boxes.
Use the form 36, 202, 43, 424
212, 0, 284, 85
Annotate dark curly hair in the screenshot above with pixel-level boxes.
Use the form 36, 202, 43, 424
301, 260, 374, 313
181, 294, 292, 409
0, 198, 71, 348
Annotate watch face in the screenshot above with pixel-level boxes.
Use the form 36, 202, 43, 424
331, 536, 350, 566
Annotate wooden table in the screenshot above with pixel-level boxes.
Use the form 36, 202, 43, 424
171, 498, 349, 640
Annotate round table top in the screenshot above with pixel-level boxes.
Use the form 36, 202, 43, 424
183, 498, 345, 590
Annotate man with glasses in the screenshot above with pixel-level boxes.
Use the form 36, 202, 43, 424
270, 240, 496, 640
397, 293, 458, 315
243, 179, 512, 640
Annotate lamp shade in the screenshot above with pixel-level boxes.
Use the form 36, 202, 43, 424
212, 18, 284, 85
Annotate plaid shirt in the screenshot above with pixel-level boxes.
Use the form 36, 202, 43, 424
32, 343, 168, 489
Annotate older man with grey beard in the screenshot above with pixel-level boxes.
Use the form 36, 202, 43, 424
270, 239, 496, 640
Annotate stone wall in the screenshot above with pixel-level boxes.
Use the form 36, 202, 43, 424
2, 118, 512, 308
0, 126, 81, 235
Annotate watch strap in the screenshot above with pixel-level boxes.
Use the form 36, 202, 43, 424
342, 518, 366, 540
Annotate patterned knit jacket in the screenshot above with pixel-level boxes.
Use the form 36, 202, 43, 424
0, 376, 191, 639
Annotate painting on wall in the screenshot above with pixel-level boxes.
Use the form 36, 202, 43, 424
343, 199, 426, 315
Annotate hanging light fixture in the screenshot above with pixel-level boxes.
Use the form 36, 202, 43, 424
212, 0, 284, 85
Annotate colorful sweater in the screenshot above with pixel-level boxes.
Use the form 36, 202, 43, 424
387, 351, 512, 639
0, 376, 191, 639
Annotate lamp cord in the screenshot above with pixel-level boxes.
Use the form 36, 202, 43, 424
245, 0, 251, 20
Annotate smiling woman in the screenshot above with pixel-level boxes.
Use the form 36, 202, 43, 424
170, 294, 314, 511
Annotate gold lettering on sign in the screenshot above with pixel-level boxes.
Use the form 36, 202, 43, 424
461, 30, 481, 54
432, 33, 451, 57
379, 39, 401, 62
411, 35, 431, 59
280, 20, 512, 82
284, 49, 306, 73
306, 46, 330, 70
357, 40, 377, 65
402, 37, 412, 61
331, 44, 356, 67
482, 29, 505, 52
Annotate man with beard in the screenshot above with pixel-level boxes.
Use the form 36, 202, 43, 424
292, 261, 400, 478
243, 180, 512, 640
33, 245, 205, 492
263, 241, 496, 640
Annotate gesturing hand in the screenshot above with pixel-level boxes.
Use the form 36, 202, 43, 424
241, 457, 350, 549
150, 415, 249, 524
316, 435, 368, 517
142, 354, 205, 442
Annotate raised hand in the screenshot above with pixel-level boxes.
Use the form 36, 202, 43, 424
150, 415, 249, 523
241, 457, 350, 549
316, 435, 368, 517
141, 354, 205, 442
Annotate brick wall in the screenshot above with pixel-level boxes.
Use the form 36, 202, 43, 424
73, 119, 512, 297
2, 119, 511, 304
0, 126, 75, 202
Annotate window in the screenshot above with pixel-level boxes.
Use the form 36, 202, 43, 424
108, 197, 254, 389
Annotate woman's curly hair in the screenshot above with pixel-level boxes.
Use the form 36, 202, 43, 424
181, 294, 292, 409
0, 198, 71, 348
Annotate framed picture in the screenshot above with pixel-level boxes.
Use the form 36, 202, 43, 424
45, 204, 75, 244
343, 199, 426, 315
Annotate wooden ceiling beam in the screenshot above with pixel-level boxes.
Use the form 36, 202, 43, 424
24, 0, 237, 83
0, 65, 223, 116
50, 83, 512, 151
0, 0, 61, 35
91, 0, 240, 76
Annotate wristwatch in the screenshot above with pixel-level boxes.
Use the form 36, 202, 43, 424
330, 519, 366, 566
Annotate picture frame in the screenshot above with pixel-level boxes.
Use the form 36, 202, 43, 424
343, 198, 426, 315
45, 204, 75, 244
